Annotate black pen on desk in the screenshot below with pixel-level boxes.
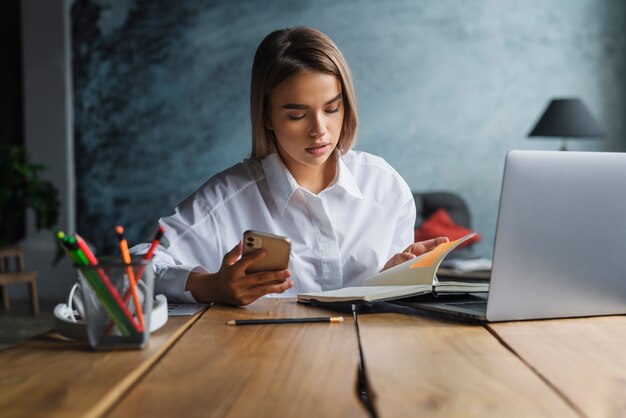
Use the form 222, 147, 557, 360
225, 316, 344, 326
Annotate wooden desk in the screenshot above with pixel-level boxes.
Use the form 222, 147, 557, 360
1, 299, 624, 417
490, 316, 626, 418
357, 306, 576, 417
108, 299, 364, 417
108, 300, 575, 417
0, 311, 204, 418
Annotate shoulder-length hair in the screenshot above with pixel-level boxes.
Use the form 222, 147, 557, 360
250, 27, 358, 159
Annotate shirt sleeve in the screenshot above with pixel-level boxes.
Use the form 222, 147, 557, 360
387, 181, 417, 259
130, 195, 223, 303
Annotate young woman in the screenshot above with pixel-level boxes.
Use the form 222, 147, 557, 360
134, 27, 446, 306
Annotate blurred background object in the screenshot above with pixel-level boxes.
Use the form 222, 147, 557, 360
528, 98, 604, 151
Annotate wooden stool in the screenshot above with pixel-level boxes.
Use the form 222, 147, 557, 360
0, 246, 39, 315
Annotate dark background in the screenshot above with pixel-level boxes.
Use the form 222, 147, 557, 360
1, 0, 23, 150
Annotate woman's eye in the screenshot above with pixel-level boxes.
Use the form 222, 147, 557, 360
325, 106, 340, 114
288, 114, 306, 120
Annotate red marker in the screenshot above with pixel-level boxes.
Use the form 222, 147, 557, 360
123, 226, 164, 294
144, 225, 165, 261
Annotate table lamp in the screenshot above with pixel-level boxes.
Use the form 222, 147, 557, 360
528, 98, 604, 151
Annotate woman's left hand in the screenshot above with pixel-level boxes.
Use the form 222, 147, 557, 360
381, 237, 449, 271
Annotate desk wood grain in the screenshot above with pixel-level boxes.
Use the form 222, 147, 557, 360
0, 312, 203, 418
357, 306, 579, 417
490, 316, 626, 418
108, 299, 365, 418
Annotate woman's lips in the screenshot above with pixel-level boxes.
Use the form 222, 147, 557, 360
306, 143, 330, 156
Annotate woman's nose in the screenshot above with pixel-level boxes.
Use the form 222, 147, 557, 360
308, 113, 326, 137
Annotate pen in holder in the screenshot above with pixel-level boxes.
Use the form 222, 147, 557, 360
75, 257, 154, 350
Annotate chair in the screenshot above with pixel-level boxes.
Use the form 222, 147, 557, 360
0, 246, 39, 315
413, 191, 475, 259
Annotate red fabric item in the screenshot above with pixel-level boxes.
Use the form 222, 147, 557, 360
414, 208, 481, 248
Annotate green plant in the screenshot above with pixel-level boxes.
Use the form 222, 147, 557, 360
0, 144, 60, 246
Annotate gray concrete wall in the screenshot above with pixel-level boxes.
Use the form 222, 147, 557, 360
72, 0, 626, 258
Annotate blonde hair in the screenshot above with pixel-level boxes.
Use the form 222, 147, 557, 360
250, 27, 358, 158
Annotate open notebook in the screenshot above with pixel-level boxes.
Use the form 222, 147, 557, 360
298, 234, 488, 304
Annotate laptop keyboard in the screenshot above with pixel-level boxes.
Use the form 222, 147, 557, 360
443, 300, 488, 311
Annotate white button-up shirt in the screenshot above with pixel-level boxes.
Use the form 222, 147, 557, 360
134, 150, 415, 302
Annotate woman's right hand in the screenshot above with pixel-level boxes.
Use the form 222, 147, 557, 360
185, 241, 293, 306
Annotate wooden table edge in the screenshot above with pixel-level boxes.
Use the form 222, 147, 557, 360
90, 305, 210, 418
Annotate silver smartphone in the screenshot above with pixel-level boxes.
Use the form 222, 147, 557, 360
242, 230, 291, 274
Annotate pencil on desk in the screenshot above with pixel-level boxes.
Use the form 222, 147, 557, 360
225, 317, 344, 326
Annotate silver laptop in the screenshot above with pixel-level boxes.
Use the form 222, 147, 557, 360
396, 150, 626, 321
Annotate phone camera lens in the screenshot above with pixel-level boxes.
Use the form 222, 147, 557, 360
246, 242, 254, 247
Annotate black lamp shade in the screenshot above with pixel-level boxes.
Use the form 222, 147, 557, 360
528, 98, 604, 138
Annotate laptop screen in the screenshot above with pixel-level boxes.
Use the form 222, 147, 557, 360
486, 150, 626, 321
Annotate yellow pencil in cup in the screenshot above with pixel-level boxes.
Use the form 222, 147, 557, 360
116, 225, 144, 331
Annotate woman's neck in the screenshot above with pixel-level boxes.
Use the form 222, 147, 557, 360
281, 154, 338, 195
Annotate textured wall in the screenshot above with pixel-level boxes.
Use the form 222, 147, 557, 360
72, 0, 626, 257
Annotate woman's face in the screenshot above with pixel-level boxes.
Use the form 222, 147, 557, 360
268, 71, 344, 177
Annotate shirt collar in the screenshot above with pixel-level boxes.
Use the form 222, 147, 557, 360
261, 152, 364, 215
331, 153, 364, 200
262, 153, 299, 215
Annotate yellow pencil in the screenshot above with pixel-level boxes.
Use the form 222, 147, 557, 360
225, 317, 344, 326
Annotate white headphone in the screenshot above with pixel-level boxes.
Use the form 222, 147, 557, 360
54, 282, 168, 341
